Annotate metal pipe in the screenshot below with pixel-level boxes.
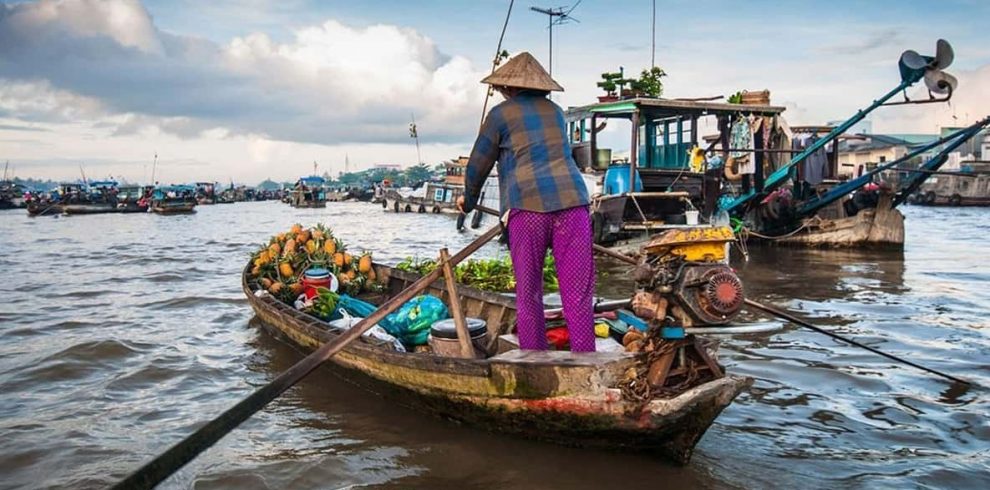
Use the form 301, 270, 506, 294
744, 298, 973, 386
630, 110, 640, 192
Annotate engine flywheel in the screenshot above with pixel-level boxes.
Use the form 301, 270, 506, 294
703, 270, 744, 316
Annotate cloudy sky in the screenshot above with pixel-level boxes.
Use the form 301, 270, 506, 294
1, 0, 988, 184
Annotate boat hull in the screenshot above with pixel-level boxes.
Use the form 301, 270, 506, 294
61, 203, 119, 215
151, 204, 197, 214
290, 201, 327, 208
754, 197, 904, 248
243, 264, 750, 463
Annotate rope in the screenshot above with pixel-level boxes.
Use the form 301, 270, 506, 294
618, 330, 715, 408
739, 216, 823, 241
628, 193, 652, 231
479, 0, 515, 129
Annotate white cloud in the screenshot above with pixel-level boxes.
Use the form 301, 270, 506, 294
3, 0, 163, 53
0, 0, 489, 146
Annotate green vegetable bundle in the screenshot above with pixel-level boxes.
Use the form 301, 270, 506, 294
396, 254, 559, 293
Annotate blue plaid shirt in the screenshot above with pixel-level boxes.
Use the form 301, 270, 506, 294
462, 92, 589, 214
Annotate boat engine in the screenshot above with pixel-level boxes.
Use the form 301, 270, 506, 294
631, 226, 743, 327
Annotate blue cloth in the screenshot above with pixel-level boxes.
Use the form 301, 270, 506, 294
337, 294, 448, 347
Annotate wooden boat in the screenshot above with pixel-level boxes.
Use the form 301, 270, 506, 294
747, 192, 904, 248
26, 202, 62, 216
382, 157, 468, 214
564, 98, 786, 244
151, 200, 197, 214
912, 160, 990, 207
61, 202, 119, 215
243, 262, 751, 464
151, 185, 197, 214
287, 176, 329, 208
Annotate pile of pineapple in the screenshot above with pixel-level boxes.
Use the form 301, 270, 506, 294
250, 223, 379, 303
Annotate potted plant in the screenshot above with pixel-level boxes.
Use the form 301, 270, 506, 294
596, 71, 623, 102
636, 66, 667, 98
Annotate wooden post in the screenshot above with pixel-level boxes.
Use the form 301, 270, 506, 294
439, 248, 475, 358
630, 110, 640, 192
590, 114, 598, 166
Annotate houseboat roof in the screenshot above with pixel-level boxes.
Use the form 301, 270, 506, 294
89, 180, 119, 187
298, 175, 326, 184
565, 97, 785, 121
156, 184, 195, 191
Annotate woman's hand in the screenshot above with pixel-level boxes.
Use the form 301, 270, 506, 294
456, 196, 466, 214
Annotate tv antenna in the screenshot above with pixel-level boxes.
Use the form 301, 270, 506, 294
409, 114, 422, 165
530, 1, 581, 77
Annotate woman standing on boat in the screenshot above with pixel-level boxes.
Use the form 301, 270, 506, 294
457, 52, 595, 352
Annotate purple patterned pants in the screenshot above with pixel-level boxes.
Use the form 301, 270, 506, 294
507, 206, 596, 352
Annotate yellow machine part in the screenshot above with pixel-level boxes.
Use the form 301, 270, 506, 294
642, 226, 735, 263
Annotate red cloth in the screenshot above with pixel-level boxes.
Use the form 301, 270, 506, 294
545, 327, 570, 350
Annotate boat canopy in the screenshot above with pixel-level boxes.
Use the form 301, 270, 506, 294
156, 184, 196, 192
564, 97, 786, 172
88, 180, 119, 188
298, 175, 326, 185
565, 97, 784, 121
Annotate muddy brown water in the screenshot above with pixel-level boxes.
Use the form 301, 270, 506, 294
0, 202, 987, 489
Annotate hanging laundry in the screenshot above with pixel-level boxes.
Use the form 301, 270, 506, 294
802, 134, 828, 185
730, 118, 753, 158
735, 117, 756, 175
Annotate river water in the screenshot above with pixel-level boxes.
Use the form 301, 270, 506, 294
0, 202, 987, 489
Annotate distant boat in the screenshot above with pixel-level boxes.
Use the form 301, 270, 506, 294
151, 185, 197, 214
0, 181, 27, 209
26, 182, 122, 216
912, 160, 990, 206
289, 176, 328, 208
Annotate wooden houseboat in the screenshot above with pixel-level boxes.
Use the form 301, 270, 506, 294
289, 176, 328, 208
382, 157, 466, 214
195, 182, 218, 205
564, 97, 786, 244
0, 181, 27, 210
912, 160, 990, 206
116, 185, 152, 213
150, 185, 197, 214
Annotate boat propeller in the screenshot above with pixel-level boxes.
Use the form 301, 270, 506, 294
891, 39, 957, 105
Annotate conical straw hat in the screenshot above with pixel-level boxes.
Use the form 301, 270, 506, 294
480, 52, 564, 92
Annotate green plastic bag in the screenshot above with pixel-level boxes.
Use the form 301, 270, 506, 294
382, 295, 449, 346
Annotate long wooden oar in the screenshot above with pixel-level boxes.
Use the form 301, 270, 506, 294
112, 224, 503, 490
472, 204, 972, 386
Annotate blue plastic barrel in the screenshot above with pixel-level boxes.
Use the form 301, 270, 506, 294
603, 164, 644, 195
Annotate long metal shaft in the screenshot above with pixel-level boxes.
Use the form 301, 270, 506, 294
111, 225, 503, 490
893, 115, 990, 206
798, 118, 990, 215
744, 299, 972, 386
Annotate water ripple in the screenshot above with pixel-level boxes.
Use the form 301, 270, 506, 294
0, 202, 986, 489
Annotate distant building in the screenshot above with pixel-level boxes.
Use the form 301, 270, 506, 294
373, 163, 403, 171
938, 127, 987, 161
837, 134, 936, 178
828, 119, 872, 135
444, 156, 468, 186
